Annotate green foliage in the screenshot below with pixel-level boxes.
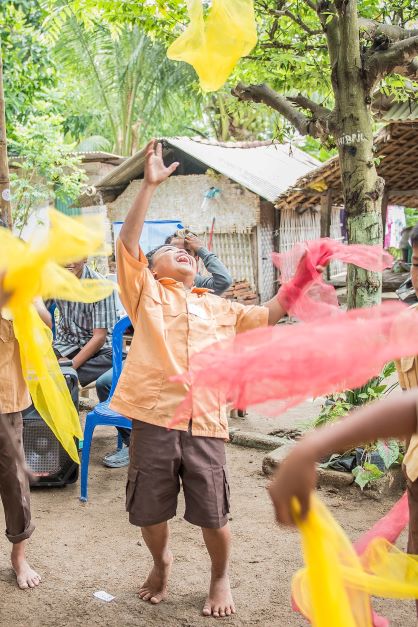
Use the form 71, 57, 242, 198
352, 462, 384, 490
9, 113, 87, 235
352, 440, 401, 490
405, 208, 418, 228
50, 18, 202, 154
300, 136, 337, 162
0, 0, 57, 139
312, 362, 401, 490
375, 439, 400, 469
56, 0, 418, 111
311, 362, 397, 430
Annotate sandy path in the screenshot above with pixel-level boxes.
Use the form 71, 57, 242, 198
0, 418, 415, 627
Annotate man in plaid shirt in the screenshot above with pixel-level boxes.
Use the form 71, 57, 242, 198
52, 259, 118, 388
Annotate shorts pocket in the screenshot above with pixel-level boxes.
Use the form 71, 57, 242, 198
125, 468, 138, 512
222, 464, 231, 516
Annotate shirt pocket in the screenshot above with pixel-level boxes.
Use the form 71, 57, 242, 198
215, 312, 236, 341
118, 364, 165, 410
0, 319, 14, 343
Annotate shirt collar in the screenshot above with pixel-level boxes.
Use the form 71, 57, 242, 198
157, 277, 209, 294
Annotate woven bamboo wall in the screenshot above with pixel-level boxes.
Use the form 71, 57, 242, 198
278, 206, 344, 279
108, 174, 259, 233
197, 231, 257, 291
258, 202, 276, 301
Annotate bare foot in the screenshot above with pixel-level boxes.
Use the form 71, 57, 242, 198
138, 552, 173, 604
11, 545, 41, 590
203, 574, 236, 618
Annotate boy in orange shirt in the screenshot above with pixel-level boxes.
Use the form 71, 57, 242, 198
110, 141, 324, 617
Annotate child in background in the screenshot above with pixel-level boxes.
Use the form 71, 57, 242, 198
0, 270, 50, 589
109, 140, 323, 617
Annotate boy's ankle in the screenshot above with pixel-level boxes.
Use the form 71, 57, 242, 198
154, 550, 173, 568
210, 567, 229, 580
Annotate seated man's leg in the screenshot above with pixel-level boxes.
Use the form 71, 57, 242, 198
96, 367, 113, 402
76, 348, 113, 388
0, 412, 40, 589
97, 361, 131, 468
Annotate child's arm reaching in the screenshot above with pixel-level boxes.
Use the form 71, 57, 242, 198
119, 140, 179, 259
268, 391, 418, 525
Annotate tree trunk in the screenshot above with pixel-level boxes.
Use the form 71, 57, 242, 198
0, 38, 12, 228
332, 0, 384, 309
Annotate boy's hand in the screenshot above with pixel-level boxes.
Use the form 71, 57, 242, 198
184, 233, 204, 254
268, 444, 317, 526
144, 140, 179, 187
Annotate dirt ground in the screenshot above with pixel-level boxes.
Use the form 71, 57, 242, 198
0, 403, 416, 627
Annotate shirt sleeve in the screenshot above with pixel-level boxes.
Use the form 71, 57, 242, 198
194, 273, 215, 292
196, 248, 232, 295
116, 238, 153, 323
92, 291, 118, 330
228, 301, 269, 334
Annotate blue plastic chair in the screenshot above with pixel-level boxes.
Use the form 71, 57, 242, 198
80, 316, 132, 502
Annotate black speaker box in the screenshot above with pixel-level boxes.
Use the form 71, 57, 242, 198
22, 366, 80, 487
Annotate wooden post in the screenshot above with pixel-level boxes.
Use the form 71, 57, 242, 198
320, 189, 333, 238
381, 189, 389, 238
320, 189, 333, 280
0, 37, 11, 228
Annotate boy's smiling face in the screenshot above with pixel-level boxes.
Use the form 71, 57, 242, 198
151, 245, 197, 286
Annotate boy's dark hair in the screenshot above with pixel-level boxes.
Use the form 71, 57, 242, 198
164, 233, 176, 245
146, 245, 165, 268
410, 224, 418, 249
0, 219, 6, 229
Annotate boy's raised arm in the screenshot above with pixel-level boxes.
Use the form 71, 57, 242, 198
268, 391, 418, 526
119, 140, 179, 259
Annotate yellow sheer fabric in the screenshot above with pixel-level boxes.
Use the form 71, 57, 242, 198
167, 0, 257, 92
0, 210, 116, 462
292, 495, 418, 626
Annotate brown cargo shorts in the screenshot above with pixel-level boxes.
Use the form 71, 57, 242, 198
126, 420, 230, 529
0, 412, 34, 544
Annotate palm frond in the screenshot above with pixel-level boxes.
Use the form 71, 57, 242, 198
75, 135, 112, 152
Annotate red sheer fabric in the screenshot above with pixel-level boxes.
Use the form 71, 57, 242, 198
275, 239, 392, 320
171, 301, 413, 424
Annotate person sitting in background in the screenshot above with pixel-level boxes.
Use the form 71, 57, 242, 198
165, 230, 232, 296
51, 258, 118, 389
99, 231, 233, 469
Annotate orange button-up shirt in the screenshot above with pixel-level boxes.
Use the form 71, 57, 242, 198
110, 240, 269, 438
0, 314, 30, 414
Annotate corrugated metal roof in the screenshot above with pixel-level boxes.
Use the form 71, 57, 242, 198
89, 137, 320, 203
377, 100, 418, 123
167, 138, 320, 202
77, 151, 125, 164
